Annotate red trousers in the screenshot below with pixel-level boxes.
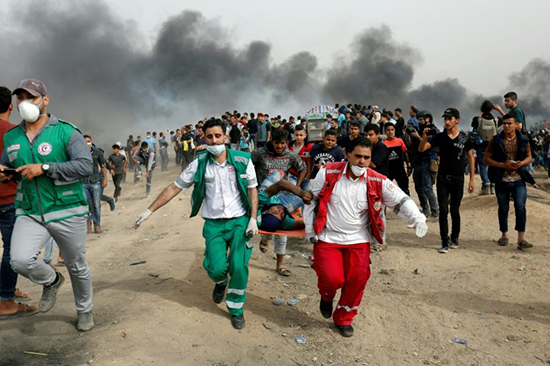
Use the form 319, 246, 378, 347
312, 241, 371, 326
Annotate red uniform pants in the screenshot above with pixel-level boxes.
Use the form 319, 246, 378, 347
312, 241, 371, 326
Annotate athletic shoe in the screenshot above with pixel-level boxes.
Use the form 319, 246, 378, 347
449, 238, 459, 249
335, 324, 354, 337
39, 272, 65, 313
231, 315, 245, 330
320, 298, 333, 319
438, 245, 449, 254
212, 283, 226, 304
77, 311, 94, 332
109, 199, 116, 211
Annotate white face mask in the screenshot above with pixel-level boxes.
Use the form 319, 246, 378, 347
18, 98, 45, 123
351, 164, 367, 177
206, 144, 226, 156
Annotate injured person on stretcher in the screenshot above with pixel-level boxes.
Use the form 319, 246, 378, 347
257, 171, 312, 235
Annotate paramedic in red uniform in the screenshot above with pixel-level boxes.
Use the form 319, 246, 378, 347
304, 138, 428, 337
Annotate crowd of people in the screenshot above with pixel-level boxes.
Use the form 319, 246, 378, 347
0, 78, 542, 338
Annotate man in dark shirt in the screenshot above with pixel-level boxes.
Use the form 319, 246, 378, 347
494, 91, 526, 135
83, 135, 108, 234
364, 124, 389, 177
247, 112, 258, 150
394, 108, 405, 139
108, 143, 127, 202
419, 108, 475, 253
338, 121, 361, 153
228, 116, 242, 150
471, 100, 502, 195
308, 129, 345, 179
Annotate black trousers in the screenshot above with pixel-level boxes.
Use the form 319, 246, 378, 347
388, 166, 409, 196
112, 174, 123, 199
436, 175, 464, 243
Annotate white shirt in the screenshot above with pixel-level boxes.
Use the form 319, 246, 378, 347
304, 164, 425, 245
174, 156, 258, 219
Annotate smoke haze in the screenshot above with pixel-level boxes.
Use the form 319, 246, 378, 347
0, 0, 548, 147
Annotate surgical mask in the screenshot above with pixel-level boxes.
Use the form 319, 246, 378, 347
18, 98, 45, 123
206, 144, 226, 156
351, 164, 366, 177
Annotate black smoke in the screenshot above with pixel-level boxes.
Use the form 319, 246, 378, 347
0, 0, 548, 146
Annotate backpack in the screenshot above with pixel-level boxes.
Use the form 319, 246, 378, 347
477, 114, 498, 142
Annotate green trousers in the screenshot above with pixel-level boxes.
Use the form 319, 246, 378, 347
202, 215, 252, 316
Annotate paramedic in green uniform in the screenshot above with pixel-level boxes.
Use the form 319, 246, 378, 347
133, 118, 258, 330
0, 78, 94, 331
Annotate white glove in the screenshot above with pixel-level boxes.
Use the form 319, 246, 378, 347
414, 221, 428, 238
133, 209, 152, 229
305, 230, 318, 244
246, 218, 258, 237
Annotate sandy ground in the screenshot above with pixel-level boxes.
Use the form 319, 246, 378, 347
1, 164, 549, 366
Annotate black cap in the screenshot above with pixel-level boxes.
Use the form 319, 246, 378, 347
442, 108, 460, 118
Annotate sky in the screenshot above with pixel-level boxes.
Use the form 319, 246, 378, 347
112, 0, 550, 95
0, 0, 549, 143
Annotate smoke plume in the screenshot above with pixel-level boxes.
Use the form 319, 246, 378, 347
0, 0, 548, 148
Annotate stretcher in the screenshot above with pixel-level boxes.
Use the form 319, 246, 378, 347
258, 208, 306, 238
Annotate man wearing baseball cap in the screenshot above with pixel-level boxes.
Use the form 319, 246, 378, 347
419, 108, 475, 253
0, 78, 95, 331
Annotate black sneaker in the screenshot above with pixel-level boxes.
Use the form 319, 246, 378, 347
212, 283, 226, 304
319, 298, 333, 319
335, 324, 354, 337
231, 315, 245, 330
438, 245, 449, 254
449, 238, 459, 249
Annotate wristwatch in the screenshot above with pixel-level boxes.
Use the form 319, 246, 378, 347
41, 163, 50, 175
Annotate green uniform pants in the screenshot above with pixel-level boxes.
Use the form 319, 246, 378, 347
202, 215, 252, 316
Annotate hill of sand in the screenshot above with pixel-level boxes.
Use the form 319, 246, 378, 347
1, 164, 549, 366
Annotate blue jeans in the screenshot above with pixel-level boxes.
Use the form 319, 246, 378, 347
0, 204, 17, 300
495, 180, 527, 233
258, 172, 309, 213
476, 145, 489, 185
412, 160, 438, 215
83, 182, 102, 226
43, 238, 57, 264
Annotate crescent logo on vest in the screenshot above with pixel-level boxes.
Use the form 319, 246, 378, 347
38, 142, 53, 156
374, 202, 382, 211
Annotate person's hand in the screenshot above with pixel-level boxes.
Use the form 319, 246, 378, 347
0, 165, 13, 182
246, 218, 258, 237
110, 169, 115, 176
510, 161, 521, 170
301, 190, 313, 204
144, 172, 149, 179
504, 160, 515, 171
468, 180, 475, 194
414, 221, 428, 238
16, 164, 43, 180
406, 166, 412, 177
494, 104, 504, 114
133, 209, 152, 229
102, 179, 108, 188
411, 130, 420, 139
123, 168, 126, 173
306, 230, 318, 244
